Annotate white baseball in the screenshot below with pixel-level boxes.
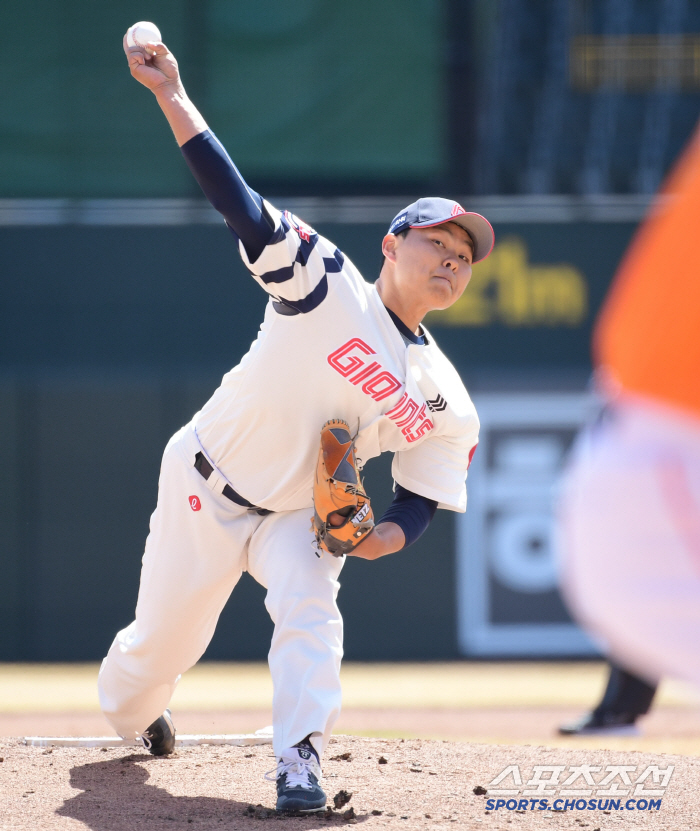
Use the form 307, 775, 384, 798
126, 21, 162, 50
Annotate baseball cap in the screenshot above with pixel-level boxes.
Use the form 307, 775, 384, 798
388, 197, 495, 263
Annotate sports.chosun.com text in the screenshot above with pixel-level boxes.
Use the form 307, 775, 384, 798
483, 763, 673, 811
485, 798, 661, 812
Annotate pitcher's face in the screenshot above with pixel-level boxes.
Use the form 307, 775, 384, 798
383, 222, 474, 314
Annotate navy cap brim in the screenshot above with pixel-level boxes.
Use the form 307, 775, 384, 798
410, 212, 495, 263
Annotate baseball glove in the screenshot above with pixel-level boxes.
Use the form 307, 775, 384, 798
312, 419, 374, 556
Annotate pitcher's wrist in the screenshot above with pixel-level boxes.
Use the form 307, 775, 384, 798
153, 79, 186, 103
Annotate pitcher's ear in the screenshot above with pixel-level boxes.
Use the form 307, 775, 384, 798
381, 233, 399, 264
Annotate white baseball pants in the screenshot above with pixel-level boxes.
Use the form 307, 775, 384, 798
558, 397, 700, 689
98, 424, 345, 757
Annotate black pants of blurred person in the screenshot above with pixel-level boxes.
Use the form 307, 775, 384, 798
559, 662, 657, 735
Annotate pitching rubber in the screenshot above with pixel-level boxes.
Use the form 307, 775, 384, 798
23, 730, 273, 749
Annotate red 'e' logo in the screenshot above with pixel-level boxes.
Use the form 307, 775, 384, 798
189, 495, 201, 512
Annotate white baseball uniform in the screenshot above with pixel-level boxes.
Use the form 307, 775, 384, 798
98, 197, 479, 757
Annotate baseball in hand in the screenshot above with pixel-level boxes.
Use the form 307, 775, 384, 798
126, 21, 162, 50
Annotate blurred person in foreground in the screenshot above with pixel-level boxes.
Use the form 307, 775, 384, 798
558, 122, 700, 691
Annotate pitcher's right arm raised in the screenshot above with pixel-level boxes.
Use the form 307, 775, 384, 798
123, 32, 334, 305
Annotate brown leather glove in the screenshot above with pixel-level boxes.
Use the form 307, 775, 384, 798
312, 419, 374, 556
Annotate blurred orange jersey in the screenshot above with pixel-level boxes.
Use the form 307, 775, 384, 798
595, 126, 700, 420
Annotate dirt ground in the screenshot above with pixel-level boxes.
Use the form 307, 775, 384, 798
0, 734, 696, 831
4, 705, 700, 757
2, 665, 698, 828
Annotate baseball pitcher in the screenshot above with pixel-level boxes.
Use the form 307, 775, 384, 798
99, 29, 493, 813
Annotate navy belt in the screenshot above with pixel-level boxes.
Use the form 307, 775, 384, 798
194, 452, 271, 515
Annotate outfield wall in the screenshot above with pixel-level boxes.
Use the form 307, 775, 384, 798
0, 197, 646, 660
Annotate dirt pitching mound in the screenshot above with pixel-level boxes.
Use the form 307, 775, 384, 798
1, 735, 697, 830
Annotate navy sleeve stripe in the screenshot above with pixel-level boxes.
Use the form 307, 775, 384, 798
270, 213, 291, 245
323, 249, 345, 273
295, 233, 320, 267
272, 275, 328, 315
267, 224, 287, 246
258, 264, 297, 285
256, 216, 324, 283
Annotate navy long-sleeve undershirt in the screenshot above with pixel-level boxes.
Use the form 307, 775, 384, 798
181, 130, 273, 263
377, 485, 438, 549
180, 129, 438, 550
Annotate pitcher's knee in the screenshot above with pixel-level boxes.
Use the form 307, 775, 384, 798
265, 580, 340, 621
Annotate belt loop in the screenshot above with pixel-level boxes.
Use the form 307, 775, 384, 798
208, 469, 223, 492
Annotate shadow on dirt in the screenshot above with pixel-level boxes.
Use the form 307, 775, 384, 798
56, 754, 364, 830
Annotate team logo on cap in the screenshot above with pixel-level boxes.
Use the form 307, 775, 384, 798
451, 203, 466, 217
390, 213, 408, 233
